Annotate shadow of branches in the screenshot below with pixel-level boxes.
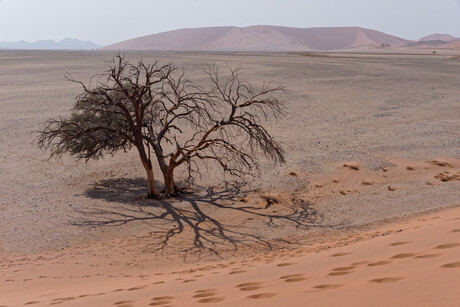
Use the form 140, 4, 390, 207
75, 178, 331, 256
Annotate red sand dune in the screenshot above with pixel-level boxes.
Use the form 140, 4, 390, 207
419, 33, 458, 42
101, 26, 411, 52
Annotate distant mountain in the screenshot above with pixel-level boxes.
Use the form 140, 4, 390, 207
418, 33, 458, 42
101, 26, 411, 52
0, 38, 101, 50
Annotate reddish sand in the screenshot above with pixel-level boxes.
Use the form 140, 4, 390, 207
2, 157, 460, 306
2, 203, 460, 306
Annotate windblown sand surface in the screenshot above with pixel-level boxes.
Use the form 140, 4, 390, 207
2, 205, 460, 306
1, 50, 459, 306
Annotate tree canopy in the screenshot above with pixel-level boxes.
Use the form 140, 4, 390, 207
38, 54, 285, 198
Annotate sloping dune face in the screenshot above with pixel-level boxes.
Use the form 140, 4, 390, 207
419, 33, 458, 42
101, 26, 411, 51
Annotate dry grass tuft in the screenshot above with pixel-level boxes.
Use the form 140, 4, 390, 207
362, 180, 373, 186
288, 171, 299, 177
406, 166, 414, 171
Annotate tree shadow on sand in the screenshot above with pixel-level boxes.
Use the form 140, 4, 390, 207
75, 177, 335, 256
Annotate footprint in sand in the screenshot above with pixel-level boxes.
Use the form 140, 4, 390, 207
352, 260, 371, 266
331, 252, 351, 257
127, 285, 147, 291
313, 284, 344, 290
329, 271, 354, 276
114, 300, 134, 305
192, 289, 224, 303
331, 266, 355, 272
276, 263, 295, 267
367, 261, 391, 267
280, 274, 307, 282
198, 297, 225, 303
149, 296, 174, 306
389, 242, 411, 246
193, 289, 219, 298
451, 229, 460, 233
369, 277, 405, 283
433, 243, 460, 249
149, 302, 169, 306
328, 266, 356, 276
236, 282, 263, 291
229, 269, 247, 275
390, 253, 417, 259
246, 293, 276, 299
51, 297, 77, 303
441, 262, 460, 268
25, 302, 40, 305
415, 254, 442, 259
114, 300, 134, 307
183, 279, 196, 283
79, 294, 91, 298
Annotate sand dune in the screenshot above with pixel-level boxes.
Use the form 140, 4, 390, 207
101, 26, 411, 52
419, 33, 458, 42
2, 201, 460, 306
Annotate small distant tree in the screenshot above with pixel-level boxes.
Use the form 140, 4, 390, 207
38, 55, 285, 198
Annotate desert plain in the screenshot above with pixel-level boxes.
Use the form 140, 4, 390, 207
1, 50, 460, 306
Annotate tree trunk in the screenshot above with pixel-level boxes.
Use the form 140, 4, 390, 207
135, 140, 159, 198
140, 158, 159, 198
163, 166, 177, 197
152, 144, 178, 197
145, 164, 159, 198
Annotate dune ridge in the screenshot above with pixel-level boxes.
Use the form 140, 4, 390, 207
101, 26, 411, 51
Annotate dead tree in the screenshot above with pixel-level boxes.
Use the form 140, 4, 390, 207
38, 55, 285, 198
147, 65, 286, 196
37, 54, 174, 198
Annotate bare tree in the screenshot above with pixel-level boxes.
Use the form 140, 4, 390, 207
37, 55, 173, 198
38, 55, 285, 198
148, 65, 286, 196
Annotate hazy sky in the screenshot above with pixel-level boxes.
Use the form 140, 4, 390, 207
1, 0, 460, 45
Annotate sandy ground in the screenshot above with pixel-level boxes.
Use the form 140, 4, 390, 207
0, 50, 459, 305
2, 204, 460, 306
